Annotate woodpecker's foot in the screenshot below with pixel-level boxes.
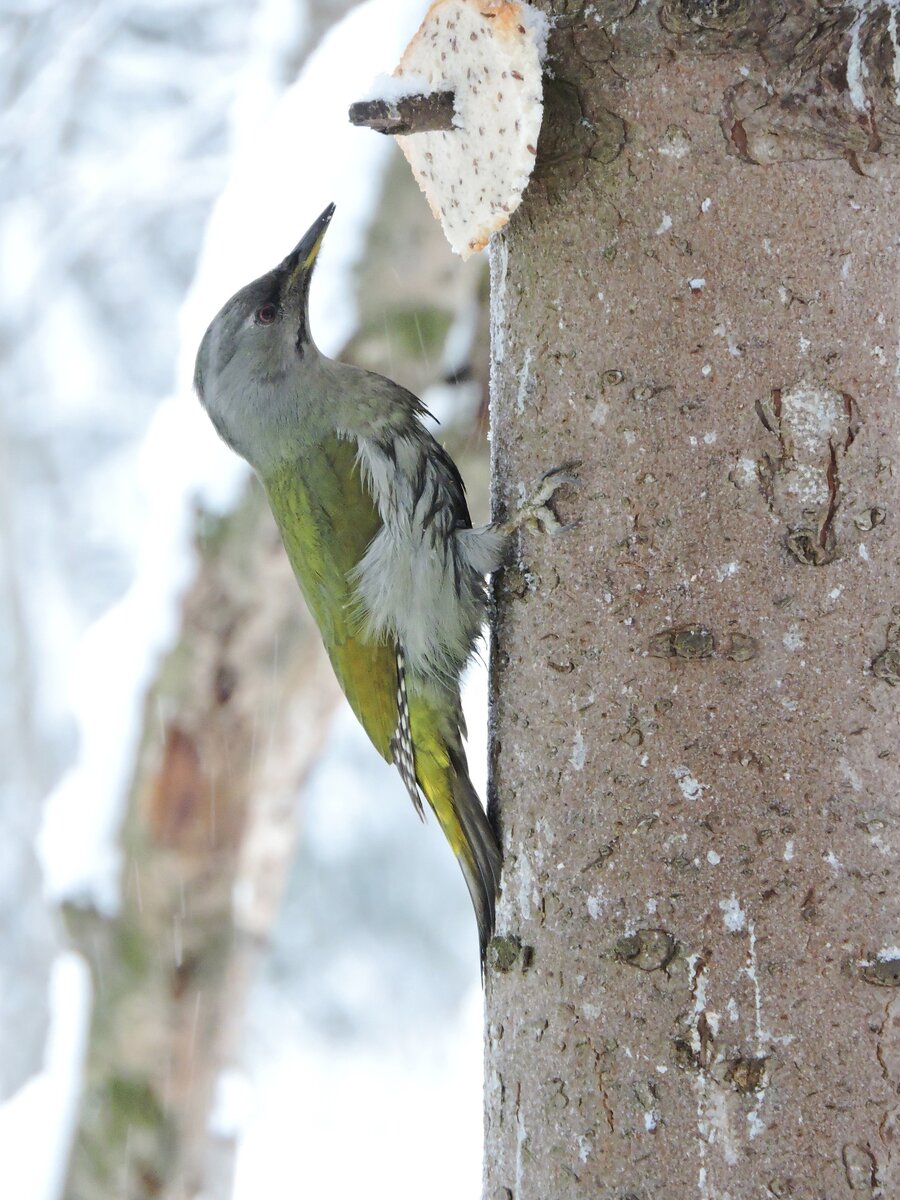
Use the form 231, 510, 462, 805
501, 461, 581, 537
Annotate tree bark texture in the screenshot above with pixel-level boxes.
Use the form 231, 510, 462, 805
486, 4, 899, 1198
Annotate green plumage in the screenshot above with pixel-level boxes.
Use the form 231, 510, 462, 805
263, 435, 499, 956
194, 205, 503, 961
264, 437, 397, 760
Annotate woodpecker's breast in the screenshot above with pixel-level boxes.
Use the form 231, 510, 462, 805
350, 431, 503, 685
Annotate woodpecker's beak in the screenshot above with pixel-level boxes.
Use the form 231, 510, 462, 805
283, 203, 335, 292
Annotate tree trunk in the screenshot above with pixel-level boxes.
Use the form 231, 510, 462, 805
62, 483, 343, 1200
485, 4, 899, 1198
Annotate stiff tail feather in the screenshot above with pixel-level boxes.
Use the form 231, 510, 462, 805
445, 744, 502, 963
407, 692, 502, 964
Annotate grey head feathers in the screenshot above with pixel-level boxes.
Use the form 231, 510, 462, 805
194, 205, 333, 467
194, 208, 508, 691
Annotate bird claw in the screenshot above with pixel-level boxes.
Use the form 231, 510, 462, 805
503, 461, 581, 537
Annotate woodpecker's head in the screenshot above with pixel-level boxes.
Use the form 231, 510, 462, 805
194, 203, 334, 458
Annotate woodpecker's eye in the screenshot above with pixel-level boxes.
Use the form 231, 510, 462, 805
255, 304, 278, 325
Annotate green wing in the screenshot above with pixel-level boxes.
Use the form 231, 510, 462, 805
264, 434, 500, 956
262, 435, 397, 760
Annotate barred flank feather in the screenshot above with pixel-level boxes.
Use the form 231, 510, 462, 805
391, 646, 424, 819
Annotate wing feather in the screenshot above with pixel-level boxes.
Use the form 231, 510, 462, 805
262, 435, 398, 760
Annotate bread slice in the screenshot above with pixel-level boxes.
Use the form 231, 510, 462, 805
394, 0, 546, 258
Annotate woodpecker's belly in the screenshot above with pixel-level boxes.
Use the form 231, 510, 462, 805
351, 434, 505, 686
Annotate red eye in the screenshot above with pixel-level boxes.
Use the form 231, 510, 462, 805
255, 304, 277, 325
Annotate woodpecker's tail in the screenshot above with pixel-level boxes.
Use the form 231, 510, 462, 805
406, 696, 501, 963
446, 742, 502, 962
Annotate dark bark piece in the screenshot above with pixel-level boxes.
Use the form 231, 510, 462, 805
349, 91, 456, 136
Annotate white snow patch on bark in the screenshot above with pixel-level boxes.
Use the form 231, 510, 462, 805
847, 4, 871, 113
889, 7, 900, 105
514, 849, 536, 920
744, 921, 793, 1052
719, 895, 746, 932
569, 730, 586, 771
586, 887, 606, 919
705, 1087, 738, 1165
782, 624, 804, 651
673, 766, 708, 802
515, 346, 533, 415
747, 1108, 766, 1139
781, 382, 846, 454
839, 757, 863, 792
489, 235, 508, 366
515, 1103, 527, 1198
733, 456, 758, 486
591, 398, 609, 425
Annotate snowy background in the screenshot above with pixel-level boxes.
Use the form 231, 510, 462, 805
0, 1, 487, 1196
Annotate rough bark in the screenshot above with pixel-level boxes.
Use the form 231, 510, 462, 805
485, 3, 899, 1198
